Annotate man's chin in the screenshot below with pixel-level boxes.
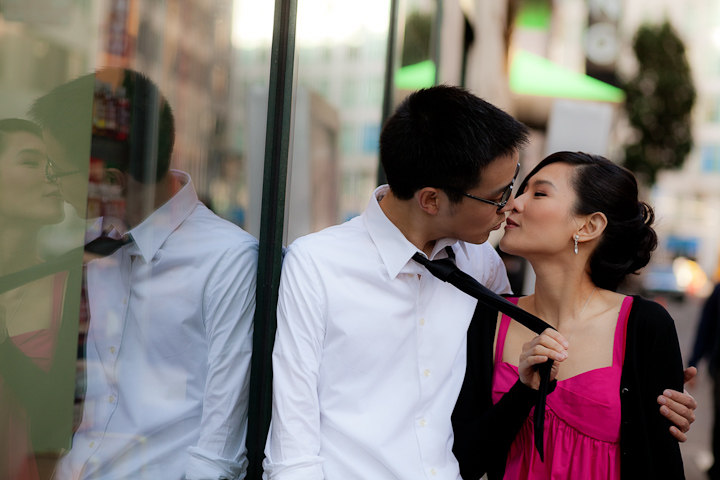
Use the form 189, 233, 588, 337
460, 233, 490, 245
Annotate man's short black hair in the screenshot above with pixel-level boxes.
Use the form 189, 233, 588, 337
28, 68, 175, 184
379, 85, 529, 202
0, 118, 43, 156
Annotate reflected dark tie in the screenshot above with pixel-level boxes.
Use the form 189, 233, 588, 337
84, 233, 133, 257
413, 248, 555, 461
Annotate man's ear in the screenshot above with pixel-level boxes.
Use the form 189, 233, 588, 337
577, 212, 607, 242
416, 187, 442, 215
105, 168, 127, 192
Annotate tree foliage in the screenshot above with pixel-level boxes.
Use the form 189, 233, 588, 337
623, 21, 696, 185
401, 12, 432, 67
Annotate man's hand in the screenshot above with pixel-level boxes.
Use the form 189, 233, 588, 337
657, 367, 698, 442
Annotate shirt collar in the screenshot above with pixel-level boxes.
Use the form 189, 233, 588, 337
84, 217, 104, 244
362, 185, 468, 279
125, 170, 198, 263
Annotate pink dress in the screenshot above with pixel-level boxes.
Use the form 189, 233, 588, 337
0, 273, 66, 480
492, 296, 633, 480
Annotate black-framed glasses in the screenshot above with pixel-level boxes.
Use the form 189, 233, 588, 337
45, 159, 82, 184
455, 162, 520, 211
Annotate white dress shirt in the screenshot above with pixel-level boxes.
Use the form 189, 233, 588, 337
263, 185, 511, 480
55, 171, 258, 480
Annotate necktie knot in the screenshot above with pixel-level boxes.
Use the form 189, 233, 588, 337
85, 233, 134, 257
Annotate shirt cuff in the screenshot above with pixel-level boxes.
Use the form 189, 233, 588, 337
185, 446, 248, 480
262, 455, 324, 480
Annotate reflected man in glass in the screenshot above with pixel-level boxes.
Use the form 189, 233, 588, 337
30, 68, 258, 480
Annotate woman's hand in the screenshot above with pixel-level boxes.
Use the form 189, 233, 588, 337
518, 328, 569, 390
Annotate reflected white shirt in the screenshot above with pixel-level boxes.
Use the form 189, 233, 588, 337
56, 171, 258, 480
263, 185, 511, 480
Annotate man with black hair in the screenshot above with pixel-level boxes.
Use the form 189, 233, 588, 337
264, 86, 525, 479
264, 85, 697, 479
30, 68, 257, 480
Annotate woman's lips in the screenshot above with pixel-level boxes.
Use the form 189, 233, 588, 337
505, 218, 519, 228
44, 190, 63, 199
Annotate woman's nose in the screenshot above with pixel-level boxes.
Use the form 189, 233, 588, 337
511, 193, 526, 211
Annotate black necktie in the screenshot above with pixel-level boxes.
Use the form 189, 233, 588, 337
84, 233, 133, 257
413, 248, 555, 461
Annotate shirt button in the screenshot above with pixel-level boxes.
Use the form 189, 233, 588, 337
89, 442, 95, 448
108, 395, 115, 403
424, 369, 431, 377
122, 298, 128, 305
419, 419, 427, 427
419, 318, 425, 326
109, 347, 116, 354
431, 468, 437, 476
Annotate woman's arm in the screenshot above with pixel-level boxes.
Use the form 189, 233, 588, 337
622, 298, 685, 479
453, 368, 545, 480
0, 269, 80, 451
452, 305, 564, 480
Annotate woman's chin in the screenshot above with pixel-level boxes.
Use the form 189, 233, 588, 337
498, 239, 511, 253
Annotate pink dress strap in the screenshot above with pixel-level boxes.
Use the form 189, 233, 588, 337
614, 296, 633, 367
494, 297, 518, 365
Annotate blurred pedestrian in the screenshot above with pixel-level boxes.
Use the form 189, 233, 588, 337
689, 281, 720, 479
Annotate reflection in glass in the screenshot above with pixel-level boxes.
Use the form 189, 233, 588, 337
1, 1, 271, 478
28, 68, 259, 480
0, 119, 77, 479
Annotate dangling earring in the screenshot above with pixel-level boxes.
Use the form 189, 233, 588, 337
574, 234, 579, 255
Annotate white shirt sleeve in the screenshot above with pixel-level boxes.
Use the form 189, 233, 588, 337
185, 239, 258, 480
263, 244, 326, 480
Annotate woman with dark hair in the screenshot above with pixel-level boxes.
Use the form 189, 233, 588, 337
453, 152, 685, 479
0, 118, 76, 480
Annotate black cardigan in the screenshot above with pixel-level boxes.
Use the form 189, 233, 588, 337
452, 295, 685, 479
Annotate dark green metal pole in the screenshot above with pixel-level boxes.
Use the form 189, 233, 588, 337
246, 0, 297, 478
377, 0, 400, 187
433, 0, 443, 85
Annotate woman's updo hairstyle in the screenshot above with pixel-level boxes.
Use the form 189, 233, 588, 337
516, 151, 657, 291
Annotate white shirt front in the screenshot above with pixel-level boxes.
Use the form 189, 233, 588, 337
55, 171, 258, 480
263, 186, 511, 480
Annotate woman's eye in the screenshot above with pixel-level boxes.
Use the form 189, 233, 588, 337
20, 155, 42, 167
534, 191, 547, 197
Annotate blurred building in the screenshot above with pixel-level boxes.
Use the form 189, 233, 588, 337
441, 0, 720, 290
611, 0, 720, 286
0, 0, 99, 118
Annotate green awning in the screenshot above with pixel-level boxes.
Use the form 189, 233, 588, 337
516, 0, 551, 31
510, 50, 625, 103
395, 60, 436, 90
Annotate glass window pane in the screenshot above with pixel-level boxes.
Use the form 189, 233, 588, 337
0, 1, 271, 477
285, 0, 391, 243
